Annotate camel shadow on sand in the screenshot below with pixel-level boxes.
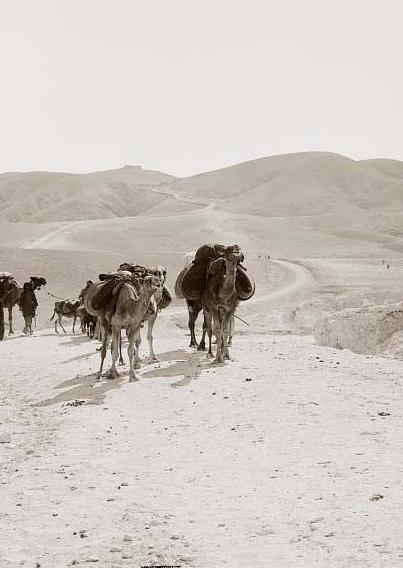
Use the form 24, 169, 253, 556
34, 348, 210, 408
34, 372, 125, 408
140, 348, 210, 387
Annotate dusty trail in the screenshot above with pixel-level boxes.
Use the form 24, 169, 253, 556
249, 259, 313, 305
24, 220, 81, 250
1, 320, 402, 567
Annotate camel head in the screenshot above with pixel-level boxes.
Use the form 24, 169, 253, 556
30, 276, 47, 290
224, 245, 242, 264
207, 245, 241, 287
142, 274, 162, 293
153, 266, 167, 284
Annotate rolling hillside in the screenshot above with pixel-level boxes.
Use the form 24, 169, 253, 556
0, 165, 199, 222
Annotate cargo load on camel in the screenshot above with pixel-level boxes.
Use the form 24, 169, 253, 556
118, 263, 172, 311
176, 243, 255, 302
92, 271, 135, 311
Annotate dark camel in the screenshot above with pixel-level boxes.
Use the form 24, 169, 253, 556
2, 276, 46, 334
202, 245, 241, 363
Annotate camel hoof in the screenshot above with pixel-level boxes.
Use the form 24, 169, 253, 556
128, 376, 139, 383
119, 360, 125, 366
150, 356, 159, 363
134, 362, 141, 370
8, 331, 14, 336
106, 369, 119, 380
206, 352, 214, 359
197, 344, 206, 352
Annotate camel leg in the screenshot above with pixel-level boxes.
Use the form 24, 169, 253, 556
89, 320, 95, 339
54, 315, 58, 334
227, 314, 234, 347
72, 315, 77, 334
127, 327, 138, 382
118, 330, 125, 365
223, 312, 232, 360
134, 331, 142, 369
107, 326, 120, 379
204, 309, 214, 358
8, 307, 14, 335
59, 315, 67, 334
188, 302, 200, 348
26, 316, 33, 335
0, 307, 5, 341
214, 309, 225, 364
198, 312, 207, 351
94, 317, 101, 340
147, 312, 159, 362
96, 319, 109, 381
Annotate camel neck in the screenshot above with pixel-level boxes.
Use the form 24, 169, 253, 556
223, 265, 237, 294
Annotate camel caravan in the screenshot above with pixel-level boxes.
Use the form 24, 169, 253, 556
0, 243, 255, 379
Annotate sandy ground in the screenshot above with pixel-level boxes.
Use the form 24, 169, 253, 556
1, 311, 403, 568
2, 152, 403, 567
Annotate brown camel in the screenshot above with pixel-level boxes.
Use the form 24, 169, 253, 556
2, 276, 46, 334
133, 265, 170, 364
50, 300, 81, 334
202, 245, 241, 363
84, 272, 161, 382
117, 265, 172, 365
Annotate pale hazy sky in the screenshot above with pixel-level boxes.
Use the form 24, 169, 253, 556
0, 0, 402, 177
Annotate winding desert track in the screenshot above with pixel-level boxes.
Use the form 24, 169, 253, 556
24, 220, 81, 250
249, 259, 313, 305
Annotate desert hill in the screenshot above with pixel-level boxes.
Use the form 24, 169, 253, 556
160, 152, 403, 229
0, 165, 200, 223
2, 152, 403, 233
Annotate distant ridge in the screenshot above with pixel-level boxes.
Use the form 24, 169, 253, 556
1, 152, 403, 226
0, 166, 182, 222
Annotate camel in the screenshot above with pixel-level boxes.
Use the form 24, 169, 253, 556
175, 255, 233, 351
50, 300, 81, 334
0, 273, 16, 341
116, 264, 171, 365
2, 276, 46, 334
77, 305, 97, 338
84, 272, 161, 382
202, 245, 241, 363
